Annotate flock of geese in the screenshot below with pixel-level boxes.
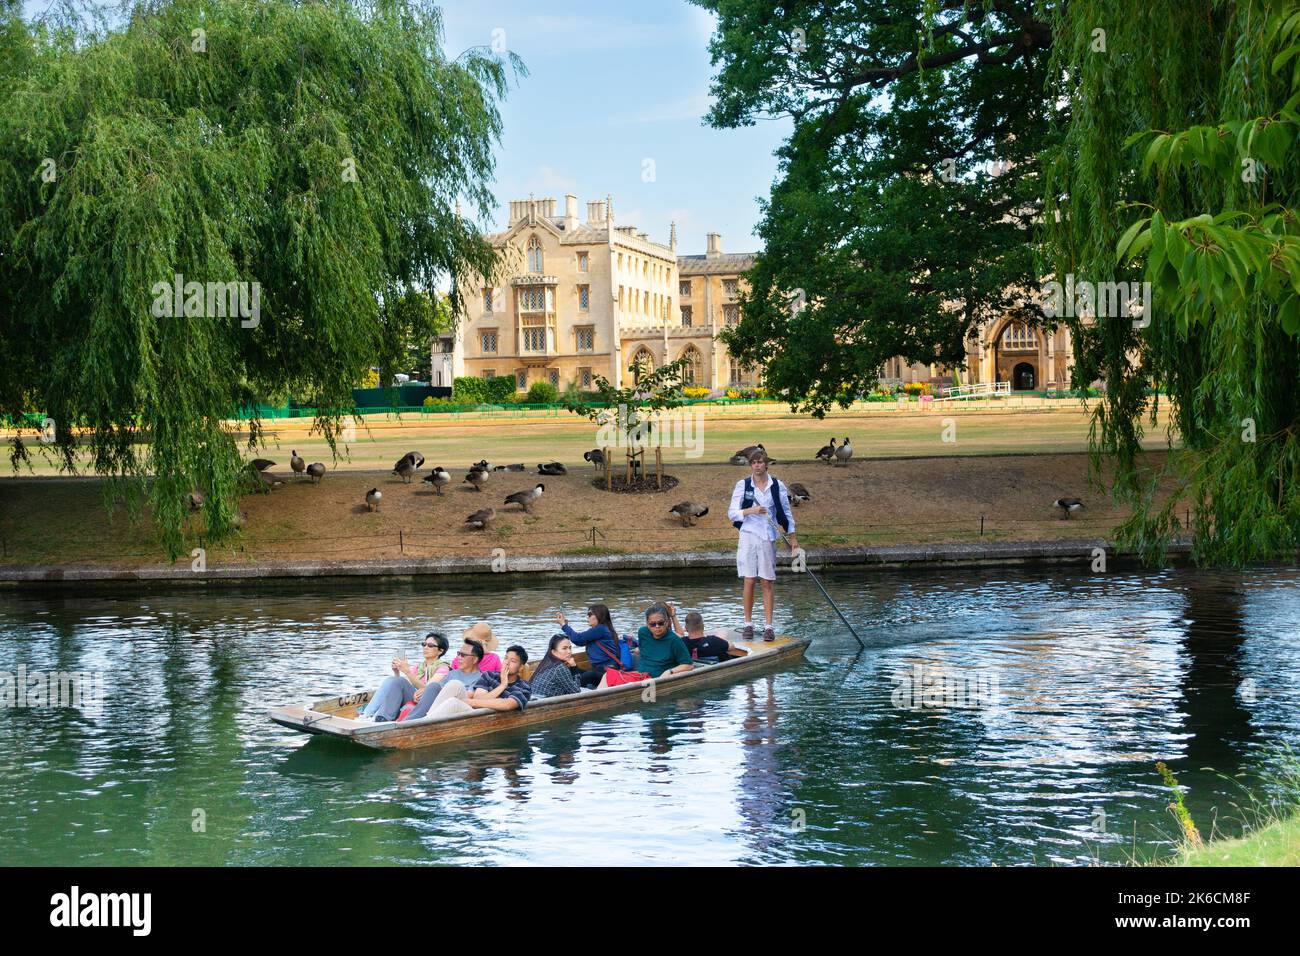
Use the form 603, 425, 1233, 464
224, 434, 1085, 532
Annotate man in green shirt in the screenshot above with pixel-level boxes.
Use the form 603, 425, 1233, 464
634, 602, 693, 678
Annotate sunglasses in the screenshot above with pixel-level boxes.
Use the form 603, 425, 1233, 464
455, 651, 479, 659
422, 641, 443, 649
648, 620, 667, 627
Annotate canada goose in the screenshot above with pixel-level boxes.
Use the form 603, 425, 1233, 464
403, 451, 426, 470
256, 470, 284, 489
422, 467, 451, 495
186, 491, 204, 513
392, 455, 418, 483
505, 483, 545, 513
788, 482, 811, 506
365, 488, 382, 512
306, 462, 326, 483
492, 463, 525, 472
584, 449, 606, 472
469, 459, 489, 472
815, 438, 837, 462
537, 462, 567, 476
730, 443, 766, 465
290, 450, 305, 476
464, 469, 488, 491
249, 458, 276, 472
669, 501, 709, 527
833, 437, 853, 466
466, 507, 495, 530
1054, 497, 1084, 520
232, 510, 248, 529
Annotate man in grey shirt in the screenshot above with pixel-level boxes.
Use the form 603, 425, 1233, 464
400, 638, 484, 721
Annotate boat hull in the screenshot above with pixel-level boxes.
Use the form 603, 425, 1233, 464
269, 635, 810, 750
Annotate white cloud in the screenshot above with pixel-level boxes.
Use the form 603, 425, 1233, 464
527, 165, 579, 194
615, 91, 712, 125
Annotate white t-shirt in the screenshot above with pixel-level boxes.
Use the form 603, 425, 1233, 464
727, 475, 795, 541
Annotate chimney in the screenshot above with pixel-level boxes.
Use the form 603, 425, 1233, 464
509, 200, 524, 226
706, 233, 721, 258
669, 221, 677, 251
638, 231, 648, 242
564, 194, 578, 230
587, 199, 606, 223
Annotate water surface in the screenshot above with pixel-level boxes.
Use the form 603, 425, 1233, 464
1, 564, 1297, 865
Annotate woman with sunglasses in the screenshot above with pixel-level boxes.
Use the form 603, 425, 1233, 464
631, 603, 693, 679
356, 632, 451, 722
554, 603, 628, 689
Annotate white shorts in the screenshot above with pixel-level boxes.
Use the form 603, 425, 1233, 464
736, 530, 777, 581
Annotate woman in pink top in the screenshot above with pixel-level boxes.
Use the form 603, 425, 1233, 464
357, 632, 452, 721
462, 622, 502, 673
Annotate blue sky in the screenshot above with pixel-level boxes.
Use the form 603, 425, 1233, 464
439, 1, 791, 255
21, 0, 793, 258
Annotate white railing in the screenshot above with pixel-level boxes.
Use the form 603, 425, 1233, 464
935, 381, 1012, 401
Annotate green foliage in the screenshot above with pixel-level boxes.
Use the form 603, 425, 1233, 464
1043, 0, 1300, 565
453, 376, 488, 403
693, 0, 1055, 416
526, 380, 559, 404
0, 0, 521, 558
378, 289, 452, 385
564, 355, 690, 443
486, 375, 518, 404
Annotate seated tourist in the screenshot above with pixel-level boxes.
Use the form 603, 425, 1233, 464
628, 603, 693, 679
555, 603, 627, 689
462, 622, 502, 673
393, 637, 486, 722
423, 645, 533, 719
529, 634, 583, 698
356, 632, 451, 722
681, 610, 733, 661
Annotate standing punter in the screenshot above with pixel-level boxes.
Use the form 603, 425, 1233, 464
727, 448, 799, 642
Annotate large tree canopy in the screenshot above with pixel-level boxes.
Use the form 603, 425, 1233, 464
0, 0, 519, 556
693, 0, 1055, 413
700, 0, 1300, 564
1044, 0, 1300, 565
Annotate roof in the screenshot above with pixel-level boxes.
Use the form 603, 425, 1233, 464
677, 252, 757, 275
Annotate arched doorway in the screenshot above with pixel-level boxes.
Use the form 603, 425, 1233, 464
1013, 362, 1036, 390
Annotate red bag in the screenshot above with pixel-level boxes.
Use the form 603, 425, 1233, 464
602, 669, 650, 687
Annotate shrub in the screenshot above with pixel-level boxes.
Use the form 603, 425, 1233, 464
682, 386, 711, 400
453, 375, 488, 403
487, 375, 518, 404
527, 380, 559, 404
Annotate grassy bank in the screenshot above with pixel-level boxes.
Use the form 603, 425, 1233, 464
1173, 811, 1300, 866
5, 400, 1176, 476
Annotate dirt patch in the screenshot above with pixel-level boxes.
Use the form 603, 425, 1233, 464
591, 474, 681, 494
0, 451, 1179, 570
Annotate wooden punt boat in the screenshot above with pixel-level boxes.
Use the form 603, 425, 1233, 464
269, 634, 810, 750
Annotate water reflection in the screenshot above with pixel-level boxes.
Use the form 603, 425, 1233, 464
1, 565, 1298, 865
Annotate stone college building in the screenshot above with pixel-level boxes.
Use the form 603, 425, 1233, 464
450, 193, 1076, 394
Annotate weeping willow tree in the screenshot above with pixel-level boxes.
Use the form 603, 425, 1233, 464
1043, 0, 1300, 565
0, 0, 519, 557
